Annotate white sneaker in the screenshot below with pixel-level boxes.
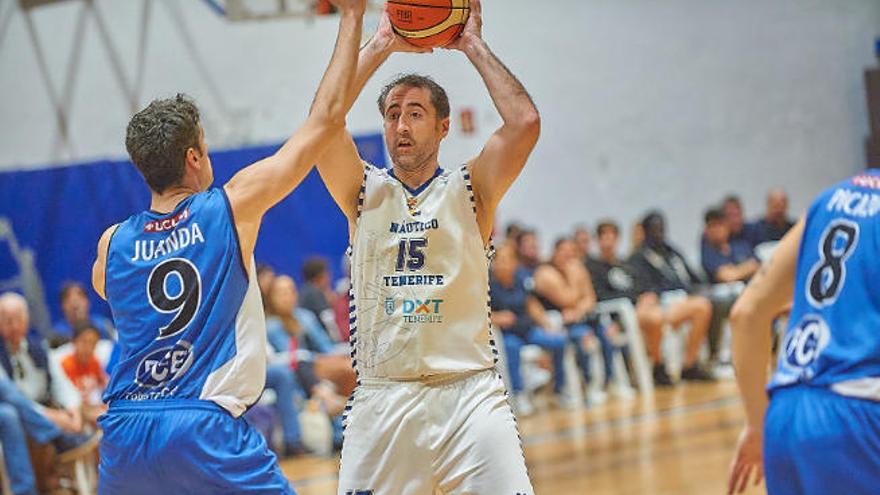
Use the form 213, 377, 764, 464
512, 393, 536, 417
586, 389, 609, 407
610, 385, 637, 400
554, 392, 580, 410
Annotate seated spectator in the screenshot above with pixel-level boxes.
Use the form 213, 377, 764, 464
515, 229, 542, 275
721, 194, 750, 245
52, 281, 115, 345
300, 257, 342, 342
490, 245, 567, 416
702, 208, 760, 284
586, 221, 640, 303
572, 224, 592, 260
256, 263, 276, 310
534, 238, 620, 404
0, 292, 83, 428
628, 212, 715, 385
747, 187, 795, 246
332, 255, 352, 343
0, 376, 100, 495
502, 222, 524, 252
60, 322, 109, 426
630, 221, 645, 255
266, 275, 350, 409
0, 293, 100, 493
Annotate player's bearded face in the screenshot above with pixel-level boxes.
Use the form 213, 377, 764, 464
383, 88, 448, 172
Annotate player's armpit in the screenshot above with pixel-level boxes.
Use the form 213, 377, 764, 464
92, 224, 119, 300
316, 130, 366, 222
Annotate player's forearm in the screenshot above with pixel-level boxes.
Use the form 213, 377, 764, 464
345, 35, 393, 110
730, 300, 772, 431
309, 8, 364, 128
462, 39, 539, 132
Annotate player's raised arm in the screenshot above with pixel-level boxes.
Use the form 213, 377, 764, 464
447, 0, 541, 242
223, 0, 366, 230
317, 9, 431, 223
726, 218, 804, 494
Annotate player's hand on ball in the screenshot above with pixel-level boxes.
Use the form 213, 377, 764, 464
445, 0, 483, 51
328, 0, 366, 15
727, 426, 764, 494
374, 7, 433, 54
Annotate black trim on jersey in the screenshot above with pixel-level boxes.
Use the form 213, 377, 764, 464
103, 224, 121, 301
389, 166, 444, 196
219, 187, 250, 279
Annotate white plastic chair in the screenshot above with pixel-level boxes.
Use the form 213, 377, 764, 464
595, 298, 654, 395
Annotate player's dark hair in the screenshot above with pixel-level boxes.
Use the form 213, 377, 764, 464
596, 221, 619, 237
377, 74, 450, 120
72, 320, 100, 340
302, 257, 329, 283
704, 208, 726, 225
126, 94, 201, 193
59, 281, 87, 304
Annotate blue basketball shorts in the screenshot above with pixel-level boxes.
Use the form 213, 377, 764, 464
98, 399, 295, 495
764, 386, 880, 495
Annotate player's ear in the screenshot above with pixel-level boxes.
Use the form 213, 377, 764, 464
439, 117, 450, 139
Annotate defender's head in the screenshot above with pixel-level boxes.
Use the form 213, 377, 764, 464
377, 74, 450, 173
126, 94, 212, 194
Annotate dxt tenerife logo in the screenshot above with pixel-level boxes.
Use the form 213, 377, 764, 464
782, 314, 830, 377
135, 340, 194, 388
385, 297, 444, 323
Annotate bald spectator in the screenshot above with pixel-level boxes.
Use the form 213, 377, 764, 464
748, 187, 795, 246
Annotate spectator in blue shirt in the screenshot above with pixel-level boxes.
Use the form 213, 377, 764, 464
701, 208, 760, 284
746, 188, 795, 246
52, 282, 115, 344
490, 245, 567, 416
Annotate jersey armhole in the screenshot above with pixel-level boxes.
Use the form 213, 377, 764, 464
103, 224, 121, 299
459, 164, 495, 258
219, 188, 250, 279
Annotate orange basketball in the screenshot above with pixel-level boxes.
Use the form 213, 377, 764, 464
386, 0, 470, 48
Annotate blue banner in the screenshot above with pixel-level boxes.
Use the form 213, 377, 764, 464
0, 133, 386, 338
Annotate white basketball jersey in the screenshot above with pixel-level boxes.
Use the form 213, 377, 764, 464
349, 164, 496, 380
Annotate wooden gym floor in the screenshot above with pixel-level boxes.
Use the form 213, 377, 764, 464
279, 380, 766, 495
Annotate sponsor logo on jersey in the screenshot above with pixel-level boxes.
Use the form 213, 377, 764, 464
389, 219, 440, 234
402, 298, 443, 323
852, 174, 880, 190
143, 209, 190, 233
781, 314, 830, 377
384, 297, 396, 315
134, 340, 194, 388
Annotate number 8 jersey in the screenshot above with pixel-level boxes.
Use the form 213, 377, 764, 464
769, 170, 880, 400
349, 164, 496, 380
102, 188, 266, 417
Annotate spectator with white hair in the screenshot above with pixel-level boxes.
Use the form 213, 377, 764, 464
0, 292, 83, 430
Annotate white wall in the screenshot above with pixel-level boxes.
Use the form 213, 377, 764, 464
1, 0, 878, 261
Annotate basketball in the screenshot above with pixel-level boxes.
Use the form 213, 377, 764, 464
386, 0, 470, 48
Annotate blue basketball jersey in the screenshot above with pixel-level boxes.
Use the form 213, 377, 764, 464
769, 169, 880, 400
103, 188, 267, 417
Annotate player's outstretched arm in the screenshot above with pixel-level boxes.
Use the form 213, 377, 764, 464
223, 0, 366, 249
317, 9, 431, 223
447, 0, 540, 243
726, 218, 804, 495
